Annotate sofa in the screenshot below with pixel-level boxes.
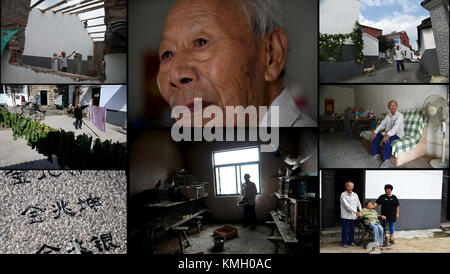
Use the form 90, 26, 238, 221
360, 108, 427, 167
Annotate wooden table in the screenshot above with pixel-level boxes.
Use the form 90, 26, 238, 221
320, 119, 344, 133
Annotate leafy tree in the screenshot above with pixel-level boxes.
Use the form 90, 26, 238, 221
378, 36, 395, 52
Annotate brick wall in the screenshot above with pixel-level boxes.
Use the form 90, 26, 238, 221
1, 0, 31, 63
425, 1, 449, 76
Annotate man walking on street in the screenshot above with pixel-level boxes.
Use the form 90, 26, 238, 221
394, 45, 405, 73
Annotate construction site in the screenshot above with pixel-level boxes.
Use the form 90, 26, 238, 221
1, 0, 126, 84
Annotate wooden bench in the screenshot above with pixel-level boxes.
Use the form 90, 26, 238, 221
173, 226, 190, 254
269, 211, 298, 244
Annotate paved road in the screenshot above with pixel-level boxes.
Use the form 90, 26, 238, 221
42, 115, 126, 144
0, 115, 127, 168
341, 62, 428, 83
0, 128, 60, 168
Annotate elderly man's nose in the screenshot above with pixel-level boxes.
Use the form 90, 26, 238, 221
169, 58, 196, 87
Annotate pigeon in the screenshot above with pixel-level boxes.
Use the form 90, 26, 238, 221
284, 154, 313, 170
153, 179, 162, 189
272, 139, 288, 158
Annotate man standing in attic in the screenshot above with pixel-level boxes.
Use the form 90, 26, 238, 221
370, 100, 405, 168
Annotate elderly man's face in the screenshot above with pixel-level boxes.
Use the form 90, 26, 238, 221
346, 183, 353, 193
157, 0, 268, 123
388, 101, 397, 113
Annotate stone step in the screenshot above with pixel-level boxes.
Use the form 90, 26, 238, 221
320, 229, 341, 244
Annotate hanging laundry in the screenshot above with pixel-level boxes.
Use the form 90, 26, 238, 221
90, 105, 106, 132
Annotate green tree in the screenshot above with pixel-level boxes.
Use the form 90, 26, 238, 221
378, 36, 395, 52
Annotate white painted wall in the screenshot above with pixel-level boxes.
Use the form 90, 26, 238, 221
354, 85, 449, 159
104, 53, 126, 83
319, 85, 355, 115
100, 85, 127, 112
393, 42, 413, 60
23, 9, 93, 60
1, 50, 96, 84
419, 28, 436, 55
365, 170, 443, 200
362, 33, 379, 57
0, 85, 28, 106
320, 0, 360, 35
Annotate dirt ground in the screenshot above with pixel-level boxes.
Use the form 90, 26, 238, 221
321, 237, 450, 253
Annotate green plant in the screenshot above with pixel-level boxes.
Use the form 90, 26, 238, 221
319, 21, 365, 64
0, 108, 126, 169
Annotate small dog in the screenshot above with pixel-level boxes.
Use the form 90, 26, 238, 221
364, 64, 375, 74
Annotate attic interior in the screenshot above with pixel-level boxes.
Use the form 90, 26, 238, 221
129, 128, 319, 254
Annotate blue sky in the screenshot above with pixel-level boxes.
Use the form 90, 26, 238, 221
359, 0, 430, 50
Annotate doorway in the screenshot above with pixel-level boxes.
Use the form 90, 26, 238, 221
91, 87, 101, 106
40, 90, 47, 105
321, 169, 365, 229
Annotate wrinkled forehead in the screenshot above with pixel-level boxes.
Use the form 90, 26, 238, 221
162, 0, 249, 41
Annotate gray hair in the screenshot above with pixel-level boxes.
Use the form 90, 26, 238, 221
388, 100, 398, 107
239, 0, 284, 40
345, 181, 354, 188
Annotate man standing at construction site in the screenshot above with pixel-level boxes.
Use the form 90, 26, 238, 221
60, 50, 76, 72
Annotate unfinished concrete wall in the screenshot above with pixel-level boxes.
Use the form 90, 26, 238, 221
129, 130, 184, 197
103, 0, 127, 83
94, 41, 105, 78
1, 50, 97, 84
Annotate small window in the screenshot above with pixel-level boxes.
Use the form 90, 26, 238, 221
213, 147, 261, 196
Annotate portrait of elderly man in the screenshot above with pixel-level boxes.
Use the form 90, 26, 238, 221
135, 0, 317, 127
340, 181, 362, 248
369, 100, 404, 168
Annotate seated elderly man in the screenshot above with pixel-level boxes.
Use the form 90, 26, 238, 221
370, 100, 404, 168
157, 0, 316, 127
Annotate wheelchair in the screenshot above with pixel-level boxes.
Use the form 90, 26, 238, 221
354, 216, 388, 249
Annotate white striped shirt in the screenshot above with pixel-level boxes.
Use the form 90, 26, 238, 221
374, 110, 405, 138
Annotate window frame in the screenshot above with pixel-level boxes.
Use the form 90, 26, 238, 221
212, 146, 262, 197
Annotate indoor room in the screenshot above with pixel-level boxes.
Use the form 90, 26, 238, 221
128, 128, 319, 254
319, 85, 449, 168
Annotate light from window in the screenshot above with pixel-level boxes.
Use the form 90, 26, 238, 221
213, 147, 260, 196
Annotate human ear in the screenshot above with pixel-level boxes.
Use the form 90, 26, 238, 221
264, 27, 288, 82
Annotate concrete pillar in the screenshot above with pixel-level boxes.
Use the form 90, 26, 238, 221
87, 56, 95, 76
422, 0, 449, 77
73, 53, 83, 75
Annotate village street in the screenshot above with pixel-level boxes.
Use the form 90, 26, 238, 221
341, 62, 428, 83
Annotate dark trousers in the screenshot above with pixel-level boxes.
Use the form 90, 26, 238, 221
341, 219, 355, 245
371, 133, 400, 161
396, 60, 405, 72
62, 67, 67, 72
243, 204, 256, 227
75, 118, 82, 129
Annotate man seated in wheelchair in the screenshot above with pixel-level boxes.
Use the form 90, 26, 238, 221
359, 201, 386, 249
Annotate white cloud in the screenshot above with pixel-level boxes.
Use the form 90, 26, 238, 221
360, 12, 427, 50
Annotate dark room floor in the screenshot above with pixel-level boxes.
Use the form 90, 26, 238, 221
154, 222, 291, 254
